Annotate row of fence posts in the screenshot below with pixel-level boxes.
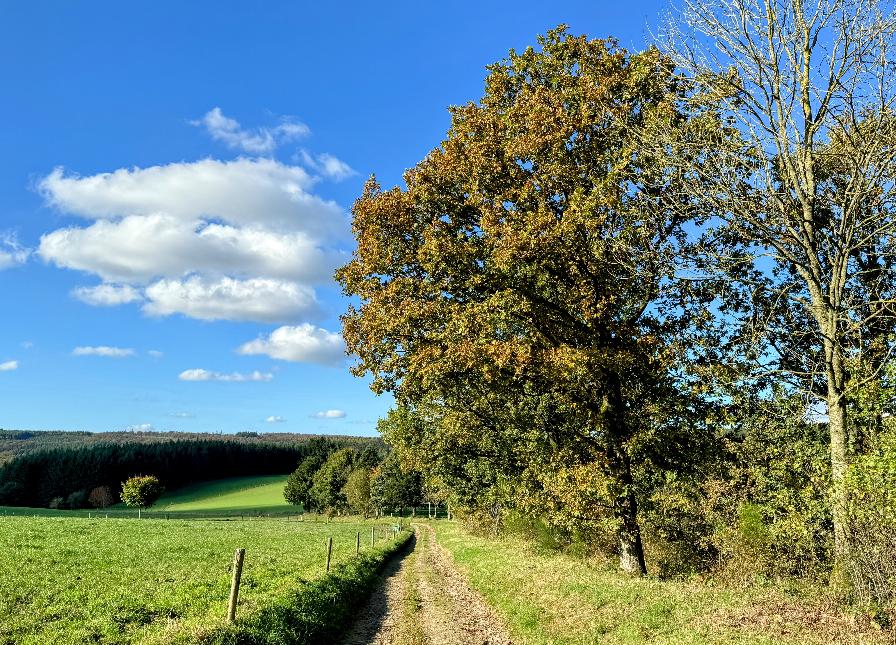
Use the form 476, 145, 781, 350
226, 520, 404, 623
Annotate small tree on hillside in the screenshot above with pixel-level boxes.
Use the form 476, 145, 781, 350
371, 452, 422, 516
342, 467, 373, 517
284, 454, 326, 510
310, 447, 359, 514
88, 486, 115, 509
120, 475, 163, 518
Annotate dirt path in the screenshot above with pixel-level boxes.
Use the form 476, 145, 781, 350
341, 524, 513, 645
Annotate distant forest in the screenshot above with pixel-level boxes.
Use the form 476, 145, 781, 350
0, 433, 380, 508
0, 428, 370, 465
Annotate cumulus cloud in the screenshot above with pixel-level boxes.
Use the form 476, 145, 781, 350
237, 324, 345, 366
148, 350, 164, 359
266, 415, 286, 423
42, 215, 338, 285
311, 409, 346, 419
0, 360, 18, 371
72, 283, 142, 306
72, 346, 135, 358
298, 150, 356, 181
193, 107, 309, 154
125, 423, 154, 432
37, 157, 349, 323
0, 233, 30, 269
178, 368, 273, 382
143, 276, 320, 323
38, 159, 343, 237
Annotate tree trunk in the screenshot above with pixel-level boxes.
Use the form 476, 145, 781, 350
815, 314, 851, 573
827, 379, 850, 567
604, 372, 648, 576
612, 451, 648, 576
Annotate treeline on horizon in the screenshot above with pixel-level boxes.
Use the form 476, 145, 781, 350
0, 428, 361, 466
0, 436, 378, 508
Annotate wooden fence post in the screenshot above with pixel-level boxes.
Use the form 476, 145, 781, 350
326, 536, 333, 573
356, 531, 360, 555
371, 525, 375, 547
227, 548, 245, 623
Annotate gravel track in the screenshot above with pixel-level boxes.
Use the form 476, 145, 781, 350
341, 524, 512, 645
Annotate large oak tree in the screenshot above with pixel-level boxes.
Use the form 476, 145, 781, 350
338, 28, 714, 574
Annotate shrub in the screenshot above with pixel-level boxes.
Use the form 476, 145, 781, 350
88, 485, 115, 509
845, 425, 896, 622
120, 475, 164, 511
66, 489, 88, 509
342, 468, 372, 517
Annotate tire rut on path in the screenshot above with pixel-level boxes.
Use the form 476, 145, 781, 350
341, 524, 513, 645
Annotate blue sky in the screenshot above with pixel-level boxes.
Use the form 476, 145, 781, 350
0, 1, 664, 436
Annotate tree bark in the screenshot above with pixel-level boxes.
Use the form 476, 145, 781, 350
604, 372, 648, 576
615, 468, 648, 575
826, 367, 850, 566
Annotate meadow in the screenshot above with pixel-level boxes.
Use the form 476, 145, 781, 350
0, 514, 401, 645
433, 522, 889, 645
152, 475, 293, 513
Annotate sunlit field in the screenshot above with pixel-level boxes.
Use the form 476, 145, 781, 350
153, 475, 293, 512
0, 515, 392, 644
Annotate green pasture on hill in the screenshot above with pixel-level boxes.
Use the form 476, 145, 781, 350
0, 515, 402, 645
0, 475, 296, 519
152, 474, 294, 512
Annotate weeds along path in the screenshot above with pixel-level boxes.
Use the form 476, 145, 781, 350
341, 524, 512, 645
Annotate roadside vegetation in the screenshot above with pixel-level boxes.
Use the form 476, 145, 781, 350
434, 522, 889, 644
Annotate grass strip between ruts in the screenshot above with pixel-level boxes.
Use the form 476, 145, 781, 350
201, 529, 412, 645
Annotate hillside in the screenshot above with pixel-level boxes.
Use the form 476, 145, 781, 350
0, 429, 380, 465
153, 475, 293, 513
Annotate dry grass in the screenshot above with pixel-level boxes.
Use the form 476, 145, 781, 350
433, 521, 895, 645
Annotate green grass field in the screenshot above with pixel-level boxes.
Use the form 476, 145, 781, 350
152, 475, 293, 512
433, 522, 887, 645
0, 515, 399, 645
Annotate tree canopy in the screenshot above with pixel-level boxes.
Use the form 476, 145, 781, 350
338, 27, 718, 573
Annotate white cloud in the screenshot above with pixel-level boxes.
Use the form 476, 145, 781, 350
266, 415, 286, 423
125, 423, 154, 432
0, 233, 30, 269
299, 150, 356, 181
178, 368, 273, 382
148, 350, 164, 359
37, 158, 347, 323
312, 409, 346, 419
0, 360, 18, 371
72, 283, 142, 306
72, 346, 135, 358
193, 107, 309, 154
41, 215, 338, 284
38, 158, 343, 238
143, 276, 320, 323
237, 324, 345, 366
170, 411, 193, 418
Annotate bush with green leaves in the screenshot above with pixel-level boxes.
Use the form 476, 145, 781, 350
845, 424, 896, 621
342, 468, 373, 517
284, 454, 325, 510
309, 448, 359, 514
119, 475, 163, 511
